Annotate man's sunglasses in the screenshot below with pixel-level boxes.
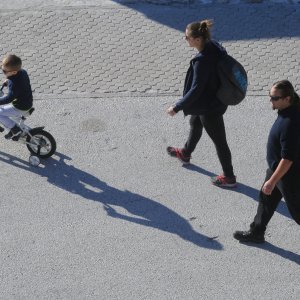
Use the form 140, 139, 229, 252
269, 95, 283, 101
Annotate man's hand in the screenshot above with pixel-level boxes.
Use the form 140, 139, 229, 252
2, 79, 8, 86
262, 179, 275, 195
167, 105, 176, 116
262, 159, 293, 195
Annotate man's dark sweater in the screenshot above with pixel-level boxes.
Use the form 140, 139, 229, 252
267, 105, 300, 175
0, 69, 33, 110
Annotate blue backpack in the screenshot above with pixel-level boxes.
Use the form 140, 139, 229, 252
216, 54, 248, 105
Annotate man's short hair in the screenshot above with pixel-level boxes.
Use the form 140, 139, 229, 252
2, 54, 22, 70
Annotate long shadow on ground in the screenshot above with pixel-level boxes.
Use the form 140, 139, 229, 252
183, 164, 300, 265
241, 242, 300, 266
183, 164, 292, 220
0, 151, 222, 250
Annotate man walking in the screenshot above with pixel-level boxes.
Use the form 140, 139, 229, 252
234, 80, 300, 243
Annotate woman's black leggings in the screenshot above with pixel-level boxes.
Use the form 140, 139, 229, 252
183, 114, 234, 177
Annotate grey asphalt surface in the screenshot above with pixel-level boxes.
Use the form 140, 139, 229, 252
0, 1, 299, 299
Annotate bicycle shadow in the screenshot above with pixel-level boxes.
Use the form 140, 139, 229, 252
183, 164, 292, 219
0, 151, 222, 250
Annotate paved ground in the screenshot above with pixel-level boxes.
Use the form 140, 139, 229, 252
0, 1, 299, 299
1, 0, 300, 96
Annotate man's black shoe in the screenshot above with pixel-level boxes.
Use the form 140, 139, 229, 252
233, 230, 265, 244
0, 126, 4, 133
5, 125, 22, 140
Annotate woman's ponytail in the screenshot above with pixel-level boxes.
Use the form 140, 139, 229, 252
187, 19, 213, 41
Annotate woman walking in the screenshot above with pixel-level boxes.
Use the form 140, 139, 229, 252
166, 19, 236, 188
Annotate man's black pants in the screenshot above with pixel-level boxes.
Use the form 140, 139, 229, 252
183, 114, 234, 177
251, 168, 300, 234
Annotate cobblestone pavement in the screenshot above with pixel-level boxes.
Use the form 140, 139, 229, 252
124, 0, 300, 3
0, 2, 300, 97
115, 1, 300, 4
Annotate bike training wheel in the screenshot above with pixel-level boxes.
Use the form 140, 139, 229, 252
26, 129, 56, 158
29, 155, 41, 167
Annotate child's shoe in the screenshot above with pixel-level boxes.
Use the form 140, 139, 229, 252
5, 125, 22, 140
167, 146, 191, 165
211, 174, 237, 188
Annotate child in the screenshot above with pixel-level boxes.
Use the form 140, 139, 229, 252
0, 54, 33, 139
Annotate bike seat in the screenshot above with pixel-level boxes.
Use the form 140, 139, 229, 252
21, 107, 35, 119
28, 107, 35, 115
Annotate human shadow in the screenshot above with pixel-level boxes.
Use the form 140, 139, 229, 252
113, 1, 300, 40
183, 164, 292, 219
0, 151, 222, 250
241, 241, 300, 266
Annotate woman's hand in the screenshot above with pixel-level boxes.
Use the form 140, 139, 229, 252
167, 106, 177, 116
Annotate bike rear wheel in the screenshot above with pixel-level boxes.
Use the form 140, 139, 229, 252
26, 129, 56, 158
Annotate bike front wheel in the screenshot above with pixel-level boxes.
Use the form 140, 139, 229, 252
26, 129, 56, 158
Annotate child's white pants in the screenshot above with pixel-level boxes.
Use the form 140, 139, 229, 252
0, 104, 22, 128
